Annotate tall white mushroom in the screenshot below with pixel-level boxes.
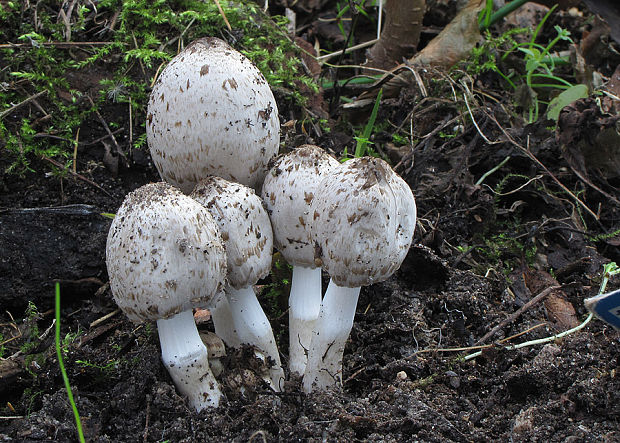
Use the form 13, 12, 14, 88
106, 182, 227, 410
261, 145, 341, 375
147, 37, 280, 193
191, 176, 285, 391
302, 157, 416, 392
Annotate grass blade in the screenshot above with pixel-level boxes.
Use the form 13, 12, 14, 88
55, 282, 86, 443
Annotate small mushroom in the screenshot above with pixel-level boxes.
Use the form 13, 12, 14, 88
147, 37, 280, 193
106, 182, 227, 410
199, 331, 226, 377
302, 157, 416, 392
261, 145, 340, 375
191, 176, 284, 391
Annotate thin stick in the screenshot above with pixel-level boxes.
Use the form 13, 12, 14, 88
485, 110, 599, 221
464, 313, 594, 361
474, 285, 560, 345
87, 96, 128, 166
150, 61, 166, 88
0, 41, 119, 48
128, 96, 133, 148
79, 127, 124, 146
212, 0, 232, 31
72, 128, 80, 174
89, 309, 120, 329
465, 264, 619, 361
460, 86, 492, 144
500, 322, 547, 342
317, 39, 379, 63
0, 90, 48, 120
142, 395, 151, 443
42, 156, 112, 197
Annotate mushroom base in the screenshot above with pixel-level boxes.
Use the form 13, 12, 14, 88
302, 281, 361, 393
288, 266, 323, 376
211, 293, 242, 348
226, 286, 285, 391
157, 310, 222, 410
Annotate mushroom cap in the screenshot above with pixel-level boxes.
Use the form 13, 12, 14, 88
147, 37, 280, 193
106, 182, 227, 323
191, 176, 273, 290
261, 145, 340, 267
310, 157, 416, 288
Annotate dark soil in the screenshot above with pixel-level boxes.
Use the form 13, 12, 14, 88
1, 1, 619, 441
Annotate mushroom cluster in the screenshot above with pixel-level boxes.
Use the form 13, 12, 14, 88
106, 36, 417, 411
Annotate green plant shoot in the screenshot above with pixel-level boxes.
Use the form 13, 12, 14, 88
55, 282, 85, 443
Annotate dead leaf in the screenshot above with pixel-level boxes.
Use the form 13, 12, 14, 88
524, 269, 579, 329
373, 0, 486, 98
582, 0, 620, 45
557, 98, 620, 181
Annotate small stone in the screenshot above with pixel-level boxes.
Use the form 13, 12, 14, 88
513, 406, 536, 434
396, 370, 408, 380
445, 370, 460, 388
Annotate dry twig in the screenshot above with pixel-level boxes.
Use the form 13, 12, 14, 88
474, 285, 560, 345
0, 91, 48, 120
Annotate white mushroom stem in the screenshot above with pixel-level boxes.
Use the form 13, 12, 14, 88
288, 266, 322, 376
226, 286, 285, 392
157, 310, 222, 410
210, 294, 242, 349
302, 281, 361, 393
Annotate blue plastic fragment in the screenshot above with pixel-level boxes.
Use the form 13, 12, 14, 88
585, 288, 620, 330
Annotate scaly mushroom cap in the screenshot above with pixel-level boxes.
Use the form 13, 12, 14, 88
147, 37, 280, 193
106, 182, 227, 323
261, 145, 340, 267
310, 157, 416, 288
191, 176, 273, 290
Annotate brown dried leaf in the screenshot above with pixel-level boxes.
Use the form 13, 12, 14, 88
380, 0, 486, 97
524, 269, 579, 329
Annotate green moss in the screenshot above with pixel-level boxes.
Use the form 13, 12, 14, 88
1, 0, 317, 174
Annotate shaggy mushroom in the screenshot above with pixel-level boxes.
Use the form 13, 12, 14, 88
191, 176, 285, 391
302, 157, 416, 392
261, 145, 340, 375
106, 182, 227, 410
147, 37, 280, 193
